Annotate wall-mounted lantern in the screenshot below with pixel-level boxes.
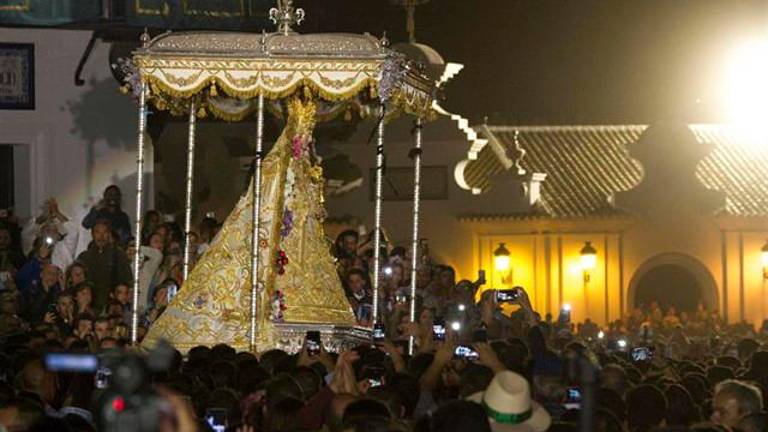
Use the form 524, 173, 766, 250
580, 241, 597, 283
494, 242, 512, 285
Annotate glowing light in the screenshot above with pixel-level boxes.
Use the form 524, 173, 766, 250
451, 321, 461, 331
111, 396, 125, 412
494, 243, 511, 272
562, 303, 572, 312
580, 241, 597, 271
723, 38, 768, 143
618, 339, 627, 348
458, 304, 466, 311
597, 330, 605, 339
762, 240, 768, 267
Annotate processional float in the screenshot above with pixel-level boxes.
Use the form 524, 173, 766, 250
123, 0, 438, 353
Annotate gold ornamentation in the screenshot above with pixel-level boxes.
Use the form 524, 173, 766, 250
160, 69, 204, 88
142, 97, 354, 353
318, 73, 361, 90
261, 72, 298, 89
142, 30, 381, 56
308, 165, 323, 184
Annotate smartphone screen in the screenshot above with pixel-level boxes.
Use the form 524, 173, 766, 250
432, 319, 446, 341
306, 331, 321, 356
372, 323, 386, 343
95, 366, 112, 389
495, 289, 519, 303
204, 408, 228, 432
395, 293, 407, 305
167, 283, 179, 303
631, 346, 654, 362
363, 367, 385, 388
564, 387, 582, 410
453, 345, 479, 361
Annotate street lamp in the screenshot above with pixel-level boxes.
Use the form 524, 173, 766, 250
494, 242, 512, 285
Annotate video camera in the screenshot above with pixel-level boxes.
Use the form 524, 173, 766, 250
45, 341, 176, 432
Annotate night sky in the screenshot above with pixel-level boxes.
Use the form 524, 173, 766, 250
308, 0, 767, 124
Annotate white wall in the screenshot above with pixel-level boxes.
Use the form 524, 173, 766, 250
0, 28, 148, 227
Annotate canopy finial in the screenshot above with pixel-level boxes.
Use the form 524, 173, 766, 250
140, 27, 150, 47
269, 0, 305, 35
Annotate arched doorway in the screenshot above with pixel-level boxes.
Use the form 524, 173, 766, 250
628, 253, 719, 313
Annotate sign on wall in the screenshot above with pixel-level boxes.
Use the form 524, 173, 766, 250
0, 43, 34, 110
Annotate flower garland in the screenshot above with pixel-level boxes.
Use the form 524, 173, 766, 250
275, 250, 289, 275
292, 135, 305, 159
280, 210, 294, 238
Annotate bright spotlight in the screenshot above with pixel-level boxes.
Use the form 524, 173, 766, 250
724, 38, 768, 143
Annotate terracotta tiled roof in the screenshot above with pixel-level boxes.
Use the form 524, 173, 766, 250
466, 124, 768, 218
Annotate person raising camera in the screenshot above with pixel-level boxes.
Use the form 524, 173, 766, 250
81, 185, 132, 245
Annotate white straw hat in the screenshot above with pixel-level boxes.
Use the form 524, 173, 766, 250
467, 371, 551, 432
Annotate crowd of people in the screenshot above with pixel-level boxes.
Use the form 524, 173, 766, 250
1, 185, 768, 431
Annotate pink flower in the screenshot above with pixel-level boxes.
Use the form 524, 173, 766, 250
292, 136, 303, 159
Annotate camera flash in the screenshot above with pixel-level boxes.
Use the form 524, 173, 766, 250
458, 304, 466, 311
562, 303, 571, 312
45, 237, 54, 245
450, 321, 461, 331
383, 266, 393, 276
618, 339, 627, 348
597, 330, 605, 339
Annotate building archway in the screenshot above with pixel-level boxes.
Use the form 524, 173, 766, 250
628, 253, 719, 313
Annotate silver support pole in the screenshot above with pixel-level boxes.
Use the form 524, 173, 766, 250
131, 82, 148, 345
182, 100, 197, 281
372, 106, 386, 326
408, 118, 423, 355
249, 94, 265, 352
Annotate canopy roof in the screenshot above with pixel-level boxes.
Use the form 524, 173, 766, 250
130, 29, 436, 120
